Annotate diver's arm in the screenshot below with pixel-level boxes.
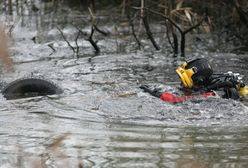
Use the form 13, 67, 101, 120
139, 85, 162, 97
206, 80, 240, 99
140, 85, 216, 103
206, 81, 235, 91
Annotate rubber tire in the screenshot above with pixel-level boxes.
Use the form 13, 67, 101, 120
1, 78, 63, 100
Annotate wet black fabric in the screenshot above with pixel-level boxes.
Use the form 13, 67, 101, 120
140, 85, 162, 98
195, 77, 240, 99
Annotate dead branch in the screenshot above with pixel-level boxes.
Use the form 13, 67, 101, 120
165, 20, 178, 54
74, 25, 101, 54
88, 7, 100, 54
140, 0, 144, 18
180, 11, 207, 56
88, 26, 100, 54
137, 7, 182, 33
134, 7, 207, 56
56, 26, 75, 53
127, 13, 142, 49
88, 7, 96, 25
7, 24, 14, 37
90, 0, 96, 13
48, 43, 56, 56
142, 16, 160, 50
75, 31, 81, 57
93, 24, 109, 36
183, 13, 207, 34
165, 21, 174, 49
74, 26, 88, 36
135, 3, 160, 50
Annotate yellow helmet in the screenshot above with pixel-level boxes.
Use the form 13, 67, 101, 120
176, 58, 213, 88
176, 62, 195, 88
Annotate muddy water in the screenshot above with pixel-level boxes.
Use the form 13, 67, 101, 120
1, 1, 248, 168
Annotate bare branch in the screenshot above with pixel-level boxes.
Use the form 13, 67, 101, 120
48, 43, 56, 56
88, 26, 100, 54
56, 26, 75, 53
164, 21, 174, 49
74, 26, 88, 36
93, 24, 109, 36
140, 0, 144, 18
75, 31, 81, 57
183, 13, 207, 34
88, 6, 100, 54
133, 7, 183, 33
127, 13, 142, 49
7, 24, 14, 37
88, 7, 96, 24
142, 16, 160, 50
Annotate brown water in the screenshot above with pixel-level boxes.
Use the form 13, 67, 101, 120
0, 1, 248, 167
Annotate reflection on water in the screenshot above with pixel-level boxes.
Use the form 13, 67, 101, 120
1, 106, 248, 168
0, 1, 248, 168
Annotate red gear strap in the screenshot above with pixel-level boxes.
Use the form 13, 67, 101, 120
160, 92, 216, 103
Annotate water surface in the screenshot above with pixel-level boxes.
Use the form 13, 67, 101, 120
0, 1, 248, 167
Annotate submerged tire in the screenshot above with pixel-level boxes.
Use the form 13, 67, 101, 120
1, 78, 63, 100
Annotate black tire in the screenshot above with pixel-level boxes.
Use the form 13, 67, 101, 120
1, 78, 63, 100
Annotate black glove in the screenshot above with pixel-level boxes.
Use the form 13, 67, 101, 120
223, 87, 239, 100
140, 85, 163, 97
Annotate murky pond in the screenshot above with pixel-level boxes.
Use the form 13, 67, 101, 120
0, 1, 248, 167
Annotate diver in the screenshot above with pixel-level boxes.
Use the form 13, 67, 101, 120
140, 58, 248, 103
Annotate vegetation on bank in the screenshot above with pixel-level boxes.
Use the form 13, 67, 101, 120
1, 0, 248, 56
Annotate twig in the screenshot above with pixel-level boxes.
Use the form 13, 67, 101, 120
121, 0, 126, 16
136, 3, 160, 50
8, 24, 14, 37
74, 26, 88, 36
114, 25, 120, 52
88, 7, 95, 25
134, 7, 207, 56
56, 26, 75, 53
165, 21, 174, 49
90, 0, 96, 13
127, 13, 142, 49
75, 31, 81, 57
183, 13, 207, 34
172, 32, 178, 55
48, 43, 56, 52
135, 7, 182, 33
93, 24, 109, 36
88, 8, 109, 36
180, 12, 207, 56
88, 7, 100, 54
88, 26, 100, 54
140, 0, 144, 18
48, 43, 56, 56
142, 16, 160, 50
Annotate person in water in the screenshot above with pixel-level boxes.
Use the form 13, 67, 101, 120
140, 58, 248, 103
